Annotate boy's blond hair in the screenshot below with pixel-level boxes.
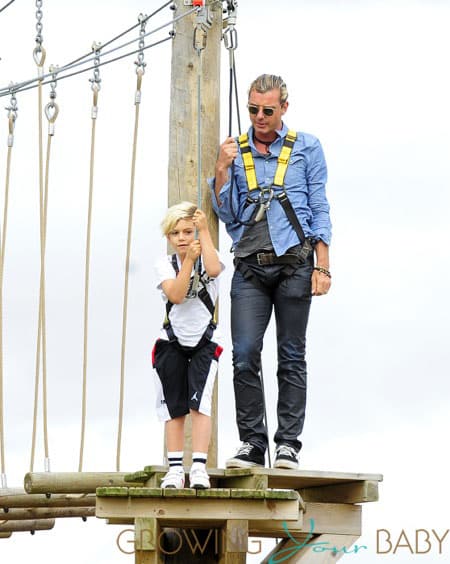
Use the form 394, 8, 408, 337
160, 201, 197, 236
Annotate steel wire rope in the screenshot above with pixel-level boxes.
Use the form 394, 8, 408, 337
0, 0, 15, 15
65, 0, 173, 68
0, 97, 18, 488
116, 17, 147, 472
0, 6, 198, 98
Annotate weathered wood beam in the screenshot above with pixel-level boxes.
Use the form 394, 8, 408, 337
0, 518, 55, 532
24, 472, 143, 494
249, 503, 361, 537
96, 494, 300, 522
300, 480, 379, 504
1, 507, 95, 520
0, 493, 95, 509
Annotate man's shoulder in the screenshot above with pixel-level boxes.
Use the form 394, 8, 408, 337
292, 130, 321, 148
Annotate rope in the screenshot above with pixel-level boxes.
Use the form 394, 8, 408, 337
30, 46, 51, 473
78, 86, 99, 473
116, 46, 145, 471
0, 112, 17, 487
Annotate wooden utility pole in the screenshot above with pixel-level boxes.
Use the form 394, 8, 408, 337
167, 1, 222, 467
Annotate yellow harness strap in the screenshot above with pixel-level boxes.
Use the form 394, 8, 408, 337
238, 130, 297, 191
238, 132, 258, 191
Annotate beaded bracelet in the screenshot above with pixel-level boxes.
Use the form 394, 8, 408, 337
313, 266, 332, 278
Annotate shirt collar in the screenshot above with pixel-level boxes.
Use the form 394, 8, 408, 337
248, 122, 289, 149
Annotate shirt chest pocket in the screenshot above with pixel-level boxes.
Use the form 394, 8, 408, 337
284, 155, 307, 191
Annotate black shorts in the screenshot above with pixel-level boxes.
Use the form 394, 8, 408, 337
152, 338, 223, 421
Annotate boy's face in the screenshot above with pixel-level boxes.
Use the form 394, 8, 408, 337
167, 218, 195, 257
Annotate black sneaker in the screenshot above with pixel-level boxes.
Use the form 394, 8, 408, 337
226, 442, 265, 468
274, 444, 299, 469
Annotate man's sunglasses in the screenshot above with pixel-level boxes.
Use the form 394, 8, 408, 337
247, 104, 276, 117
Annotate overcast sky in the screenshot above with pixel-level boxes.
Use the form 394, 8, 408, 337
1, 1, 450, 563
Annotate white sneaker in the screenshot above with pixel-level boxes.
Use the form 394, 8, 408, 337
189, 463, 210, 489
161, 467, 185, 489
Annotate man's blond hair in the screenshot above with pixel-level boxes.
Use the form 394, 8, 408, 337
160, 201, 197, 236
248, 74, 288, 104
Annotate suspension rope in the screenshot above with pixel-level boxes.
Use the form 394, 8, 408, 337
116, 15, 147, 472
30, 1, 50, 472
78, 44, 102, 473
0, 90, 18, 488
0, 6, 197, 98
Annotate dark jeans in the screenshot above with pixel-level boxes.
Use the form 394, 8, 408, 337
230, 257, 313, 453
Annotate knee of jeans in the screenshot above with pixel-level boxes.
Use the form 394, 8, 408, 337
233, 340, 260, 368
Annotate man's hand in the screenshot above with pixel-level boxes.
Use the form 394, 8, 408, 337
311, 269, 331, 296
217, 137, 238, 171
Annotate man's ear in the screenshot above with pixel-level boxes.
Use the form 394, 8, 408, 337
281, 101, 289, 115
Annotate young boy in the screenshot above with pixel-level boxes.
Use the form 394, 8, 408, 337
153, 202, 224, 489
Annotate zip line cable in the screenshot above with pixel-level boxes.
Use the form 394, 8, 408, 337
0, 0, 15, 15
0, 6, 198, 98
65, 0, 174, 68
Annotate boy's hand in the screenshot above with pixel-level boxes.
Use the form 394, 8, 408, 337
186, 239, 201, 262
192, 209, 208, 232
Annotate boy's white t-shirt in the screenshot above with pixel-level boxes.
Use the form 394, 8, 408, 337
155, 253, 224, 347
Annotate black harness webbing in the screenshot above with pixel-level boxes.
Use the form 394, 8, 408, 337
163, 254, 217, 343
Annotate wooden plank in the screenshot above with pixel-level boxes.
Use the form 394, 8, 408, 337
0, 532, 12, 538
96, 496, 299, 522
300, 480, 379, 504
218, 520, 247, 564
261, 534, 362, 563
24, 472, 143, 494
0, 518, 55, 532
0, 507, 95, 520
223, 467, 383, 490
248, 503, 360, 537
0, 493, 95, 509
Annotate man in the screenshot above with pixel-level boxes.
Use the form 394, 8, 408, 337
209, 74, 332, 469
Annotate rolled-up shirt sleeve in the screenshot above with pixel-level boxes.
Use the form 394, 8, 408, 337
306, 138, 332, 245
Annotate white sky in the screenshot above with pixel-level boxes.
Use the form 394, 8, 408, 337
1, 0, 450, 563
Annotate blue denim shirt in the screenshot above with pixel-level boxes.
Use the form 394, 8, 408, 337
209, 123, 332, 256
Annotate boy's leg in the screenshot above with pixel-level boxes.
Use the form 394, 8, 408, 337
187, 341, 221, 489
190, 411, 211, 453
165, 416, 186, 452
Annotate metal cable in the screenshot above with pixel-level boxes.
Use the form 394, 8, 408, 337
65, 0, 173, 67
0, 0, 15, 15
0, 7, 197, 98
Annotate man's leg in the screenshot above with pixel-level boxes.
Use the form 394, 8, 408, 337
230, 268, 273, 453
273, 261, 312, 453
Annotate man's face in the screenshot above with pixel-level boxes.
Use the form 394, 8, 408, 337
247, 88, 288, 137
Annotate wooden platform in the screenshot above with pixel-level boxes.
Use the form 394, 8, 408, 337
96, 466, 382, 563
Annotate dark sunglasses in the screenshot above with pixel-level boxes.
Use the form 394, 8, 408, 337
247, 104, 276, 117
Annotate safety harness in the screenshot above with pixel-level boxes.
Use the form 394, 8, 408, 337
237, 129, 313, 262
163, 254, 217, 343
